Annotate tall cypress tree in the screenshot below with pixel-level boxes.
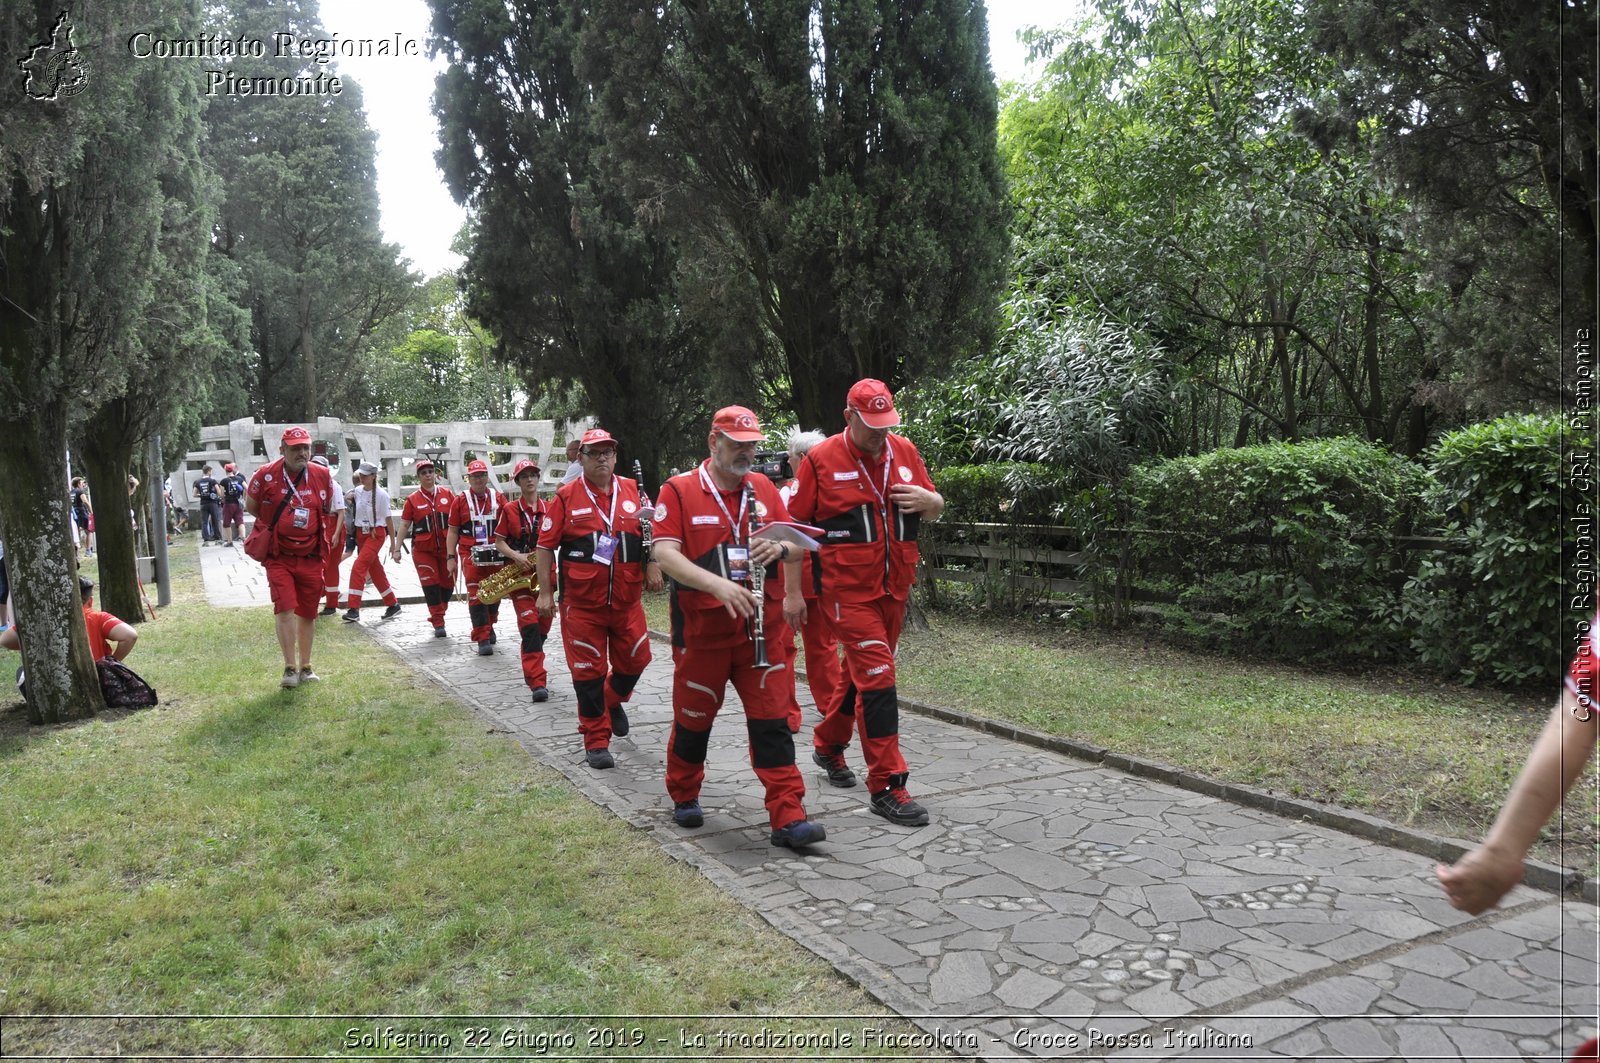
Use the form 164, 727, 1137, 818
584, 0, 1009, 430
430, 0, 753, 481
1, 0, 210, 721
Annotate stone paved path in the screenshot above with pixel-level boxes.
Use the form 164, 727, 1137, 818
206, 544, 1599, 1060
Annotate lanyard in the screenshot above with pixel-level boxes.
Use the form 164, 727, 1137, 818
851, 437, 894, 509
516, 498, 539, 536
466, 488, 497, 523
697, 461, 750, 545
285, 465, 310, 507
580, 477, 619, 535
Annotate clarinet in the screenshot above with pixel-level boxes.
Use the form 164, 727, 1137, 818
632, 459, 653, 570
744, 481, 770, 667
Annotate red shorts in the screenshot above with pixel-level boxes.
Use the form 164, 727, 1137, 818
265, 554, 324, 619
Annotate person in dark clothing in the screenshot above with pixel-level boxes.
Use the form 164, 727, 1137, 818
193, 464, 222, 545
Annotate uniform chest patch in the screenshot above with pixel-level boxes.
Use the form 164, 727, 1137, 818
571, 507, 593, 516
622, 500, 637, 514
832, 470, 859, 481
898, 466, 912, 482
653, 503, 668, 521
691, 515, 720, 526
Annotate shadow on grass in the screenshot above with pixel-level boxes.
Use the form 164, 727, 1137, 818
176, 686, 312, 758
0, 698, 158, 761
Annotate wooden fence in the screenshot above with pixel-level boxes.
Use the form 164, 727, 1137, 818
918, 521, 1465, 609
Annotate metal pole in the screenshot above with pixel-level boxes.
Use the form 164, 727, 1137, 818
149, 432, 171, 607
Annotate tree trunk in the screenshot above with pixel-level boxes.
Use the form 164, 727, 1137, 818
0, 401, 106, 724
299, 283, 317, 420
79, 440, 143, 623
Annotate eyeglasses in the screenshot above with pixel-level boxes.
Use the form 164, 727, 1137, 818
583, 449, 617, 461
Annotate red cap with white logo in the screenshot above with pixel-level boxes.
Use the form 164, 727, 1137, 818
580, 428, 617, 449
282, 426, 312, 445
512, 458, 540, 481
846, 379, 899, 429
466, 459, 489, 475
711, 405, 765, 442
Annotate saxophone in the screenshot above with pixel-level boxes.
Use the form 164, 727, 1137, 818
477, 501, 539, 604
477, 563, 536, 605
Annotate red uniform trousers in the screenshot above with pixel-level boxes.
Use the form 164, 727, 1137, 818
460, 549, 503, 644
506, 585, 553, 690
411, 540, 452, 629
560, 600, 651, 750
789, 600, 842, 727
812, 595, 909, 793
266, 553, 325, 620
665, 631, 807, 830
321, 523, 344, 609
346, 528, 398, 609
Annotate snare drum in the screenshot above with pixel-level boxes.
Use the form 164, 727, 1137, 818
470, 544, 504, 568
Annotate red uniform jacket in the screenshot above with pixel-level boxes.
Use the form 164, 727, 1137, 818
537, 475, 647, 608
495, 497, 546, 554
245, 458, 335, 559
784, 432, 935, 603
653, 461, 791, 649
400, 485, 456, 550
449, 488, 503, 558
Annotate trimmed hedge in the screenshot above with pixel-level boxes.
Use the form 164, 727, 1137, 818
935, 462, 1074, 524
1404, 412, 1583, 685
1125, 438, 1434, 659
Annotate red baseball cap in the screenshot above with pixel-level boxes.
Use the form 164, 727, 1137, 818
712, 405, 764, 442
580, 428, 617, 449
281, 426, 312, 445
466, 459, 489, 475
414, 456, 435, 470
846, 379, 899, 429
512, 458, 540, 481
223, 462, 236, 472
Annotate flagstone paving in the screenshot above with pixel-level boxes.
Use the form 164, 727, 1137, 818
208, 545, 1598, 1060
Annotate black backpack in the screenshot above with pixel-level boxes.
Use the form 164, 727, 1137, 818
96, 658, 158, 709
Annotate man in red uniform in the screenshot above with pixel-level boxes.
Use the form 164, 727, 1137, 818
779, 428, 842, 735
535, 428, 660, 769
495, 459, 555, 703
393, 456, 456, 637
343, 461, 402, 622
445, 459, 504, 655
650, 406, 824, 848
246, 425, 339, 688
785, 379, 944, 826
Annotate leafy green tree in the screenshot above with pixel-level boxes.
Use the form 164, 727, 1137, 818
1301, 0, 1596, 404
204, 0, 413, 421
1004, 0, 1446, 456
430, 0, 751, 484
0, 0, 211, 721
583, 0, 1009, 430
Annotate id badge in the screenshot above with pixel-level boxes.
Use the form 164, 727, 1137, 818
291, 507, 310, 530
725, 545, 750, 583
473, 519, 491, 544
593, 533, 617, 567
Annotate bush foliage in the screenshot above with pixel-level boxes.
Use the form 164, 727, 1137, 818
1125, 437, 1434, 659
1403, 413, 1582, 685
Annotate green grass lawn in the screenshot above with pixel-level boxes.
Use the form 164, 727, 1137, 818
644, 590, 1597, 877
0, 544, 929, 1057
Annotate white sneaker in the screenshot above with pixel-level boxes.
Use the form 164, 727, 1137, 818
298, 667, 320, 683
280, 667, 300, 689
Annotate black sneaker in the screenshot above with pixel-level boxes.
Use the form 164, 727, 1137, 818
319, 606, 337, 617
673, 800, 704, 828
585, 748, 615, 770
432, 626, 447, 639
476, 642, 493, 656
771, 819, 826, 848
342, 608, 360, 623
609, 704, 630, 737
812, 747, 857, 788
381, 603, 402, 620
870, 786, 930, 827
530, 686, 549, 703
